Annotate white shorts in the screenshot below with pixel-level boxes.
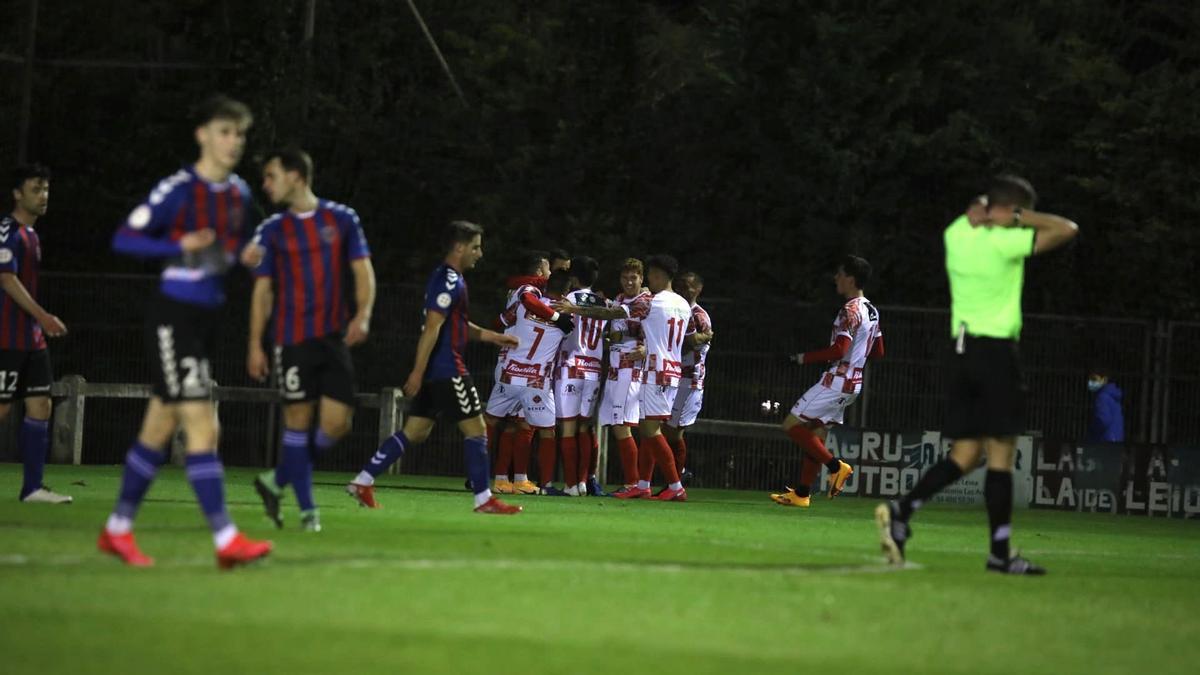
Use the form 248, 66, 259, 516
790, 383, 858, 426
555, 378, 601, 420
485, 383, 555, 428
640, 383, 679, 421
599, 370, 641, 426
669, 387, 704, 428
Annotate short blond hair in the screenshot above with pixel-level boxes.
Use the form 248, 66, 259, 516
620, 257, 643, 275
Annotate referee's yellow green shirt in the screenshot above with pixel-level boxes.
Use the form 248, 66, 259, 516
944, 215, 1035, 340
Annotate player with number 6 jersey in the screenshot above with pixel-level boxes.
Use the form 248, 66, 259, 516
243, 147, 376, 534
771, 255, 884, 509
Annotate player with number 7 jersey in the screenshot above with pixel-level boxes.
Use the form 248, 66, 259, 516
485, 270, 574, 492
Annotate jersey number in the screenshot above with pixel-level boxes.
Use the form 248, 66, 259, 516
526, 326, 546, 359
580, 317, 603, 350
284, 366, 301, 392
667, 317, 686, 348
0, 371, 17, 392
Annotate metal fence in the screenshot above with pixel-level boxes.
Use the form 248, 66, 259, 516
2, 273, 1197, 489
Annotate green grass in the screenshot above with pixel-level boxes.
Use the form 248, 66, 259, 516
1, 464, 1198, 675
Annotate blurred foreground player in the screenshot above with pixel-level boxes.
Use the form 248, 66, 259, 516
1, 163, 70, 503
346, 221, 523, 514
876, 178, 1078, 574
99, 96, 272, 568
244, 148, 376, 533
771, 255, 880, 508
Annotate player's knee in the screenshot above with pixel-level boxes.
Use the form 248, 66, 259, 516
0, 402, 12, 421
320, 412, 352, 440
283, 403, 315, 430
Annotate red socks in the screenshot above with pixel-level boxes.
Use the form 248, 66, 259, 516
787, 425, 834, 464
645, 434, 679, 484
537, 435, 557, 486
578, 428, 596, 483
671, 436, 688, 469
638, 438, 656, 484
492, 429, 515, 477
617, 435, 639, 485
560, 436, 579, 488
513, 427, 534, 476
797, 456, 821, 495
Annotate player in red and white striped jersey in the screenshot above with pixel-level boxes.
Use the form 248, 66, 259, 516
574, 258, 650, 494
771, 255, 884, 508
555, 256, 608, 496
484, 270, 574, 494
563, 255, 693, 501
665, 271, 713, 484
487, 251, 550, 495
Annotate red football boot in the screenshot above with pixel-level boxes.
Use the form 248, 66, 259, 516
97, 530, 154, 567
216, 533, 274, 570
612, 485, 652, 499
651, 486, 687, 502
474, 496, 523, 515
346, 482, 381, 508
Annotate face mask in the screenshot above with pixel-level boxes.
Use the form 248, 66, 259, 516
1087, 380, 1103, 393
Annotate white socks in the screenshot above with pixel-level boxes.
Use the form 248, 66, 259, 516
354, 471, 375, 486
214, 525, 238, 550
105, 514, 132, 535
474, 490, 493, 508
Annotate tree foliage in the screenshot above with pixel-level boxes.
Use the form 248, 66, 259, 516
1, 0, 1197, 317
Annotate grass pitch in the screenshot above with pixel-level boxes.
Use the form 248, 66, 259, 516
1, 464, 1197, 675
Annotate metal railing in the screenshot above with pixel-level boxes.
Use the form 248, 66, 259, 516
2, 273, 1196, 483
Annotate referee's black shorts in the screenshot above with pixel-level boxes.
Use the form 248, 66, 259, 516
943, 336, 1027, 439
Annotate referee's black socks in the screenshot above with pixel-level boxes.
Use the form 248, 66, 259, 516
985, 469, 1013, 562
897, 459, 963, 520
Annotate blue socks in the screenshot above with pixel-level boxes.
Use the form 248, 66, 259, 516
19, 417, 50, 499
364, 431, 407, 479
464, 436, 489, 496
278, 428, 310, 509
113, 441, 167, 520
185, 453, 232, 533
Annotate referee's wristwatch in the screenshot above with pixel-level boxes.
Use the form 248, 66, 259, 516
1012, 207, 1023, 225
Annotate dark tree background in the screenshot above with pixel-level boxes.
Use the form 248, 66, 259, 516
2, 0, 1197, 316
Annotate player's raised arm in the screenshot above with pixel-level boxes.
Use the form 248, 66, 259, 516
1024, 209, 1079, 255
554, 299, 628, 320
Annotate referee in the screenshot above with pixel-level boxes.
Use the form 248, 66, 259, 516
875, 175, 1078, 574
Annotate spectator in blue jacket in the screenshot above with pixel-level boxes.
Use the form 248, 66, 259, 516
1086, 367, 1125, 443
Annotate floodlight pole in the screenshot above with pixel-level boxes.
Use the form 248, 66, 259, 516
16, 0, 39, 164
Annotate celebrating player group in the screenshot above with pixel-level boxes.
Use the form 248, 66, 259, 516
7, 92, 1070, 576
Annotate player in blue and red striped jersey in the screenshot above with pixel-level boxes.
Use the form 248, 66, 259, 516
347, 220, 524, 514
0, 163, 71, 504
243, 147, 376, 533
98, 95, 272, 569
